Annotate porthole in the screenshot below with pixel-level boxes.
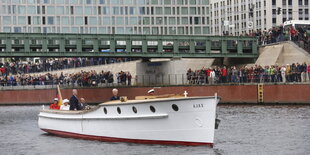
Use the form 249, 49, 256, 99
150, 105, 156, 113
103, 107, 107, 114
172, 104, 179, 111
132, 106, 137, 113
117, 107, 121, 114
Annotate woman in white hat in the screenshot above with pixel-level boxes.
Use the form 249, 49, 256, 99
60, 99, 70, 110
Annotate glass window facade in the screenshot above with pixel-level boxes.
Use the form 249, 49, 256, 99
0, 0, 210, 35
47, 16, 54, 25
18, 16, 26, 25
210, 0, 310, 36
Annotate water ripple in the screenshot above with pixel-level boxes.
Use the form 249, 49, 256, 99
0, 105, 309, 155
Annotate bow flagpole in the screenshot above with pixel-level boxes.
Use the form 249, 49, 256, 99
57, 84, 63, 106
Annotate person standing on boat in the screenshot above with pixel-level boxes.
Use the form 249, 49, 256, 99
69, 89, 80, 110
110, 88, 120, 101
50, 98, 60, 110
60, 99, 70, 110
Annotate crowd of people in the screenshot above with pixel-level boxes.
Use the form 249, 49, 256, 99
2, 62, 310, 87
238, 26, 309, 49
117, 71, 132, 86
0, 57, 136, 87
187, 63, 310, 85
0, 57, 134, 76
0, 70, 133, 87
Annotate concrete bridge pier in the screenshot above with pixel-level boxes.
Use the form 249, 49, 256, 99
135, 58, 215, 85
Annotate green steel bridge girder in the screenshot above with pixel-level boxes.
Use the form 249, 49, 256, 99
0, 33, 258, 58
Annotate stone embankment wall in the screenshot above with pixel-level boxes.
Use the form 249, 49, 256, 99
0, 84, 309, 105
256, 41, 310, 66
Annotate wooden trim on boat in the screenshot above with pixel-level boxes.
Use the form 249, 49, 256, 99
134, 94, 185, 100
38, 113, 168, 120
41, 106, 100, 114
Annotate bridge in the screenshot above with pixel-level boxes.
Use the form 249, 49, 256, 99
0, 33, 258, 58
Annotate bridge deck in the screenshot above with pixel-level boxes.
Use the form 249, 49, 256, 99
0, 33, 258, 58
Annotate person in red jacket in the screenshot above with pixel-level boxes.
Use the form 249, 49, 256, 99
221, 66, 227, 83
50, 98, 60, 110
0, 67, 5, 75
290, 26, 297, 41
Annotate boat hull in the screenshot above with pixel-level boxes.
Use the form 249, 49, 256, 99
38, 97, 220, 146
41, 129, 213, 146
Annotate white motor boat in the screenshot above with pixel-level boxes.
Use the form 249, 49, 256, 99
38, 94, 220, 147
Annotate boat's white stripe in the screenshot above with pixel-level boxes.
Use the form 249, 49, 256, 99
38, 113, 168, 120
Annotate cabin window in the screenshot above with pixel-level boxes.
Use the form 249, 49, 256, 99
132, 106, 137, 113
103, 107, 107, 114
150, 105, 156, 113
172, 104, 179, 111
117, 107, 121, 114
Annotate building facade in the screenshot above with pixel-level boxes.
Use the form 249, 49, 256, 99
210, 0, 310, 36
0, 0, 211, 35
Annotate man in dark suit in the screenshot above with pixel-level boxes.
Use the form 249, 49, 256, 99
69, 89, 80, 110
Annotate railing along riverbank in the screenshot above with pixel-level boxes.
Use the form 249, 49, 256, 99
1, 73, 310, 90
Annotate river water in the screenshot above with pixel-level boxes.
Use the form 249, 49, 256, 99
0, 105, 309, 155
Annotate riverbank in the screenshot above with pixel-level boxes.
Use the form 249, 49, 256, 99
0, 83, 309, 105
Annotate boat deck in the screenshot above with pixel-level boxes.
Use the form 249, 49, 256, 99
41, 96, 220, 114
101, 96, 219, 106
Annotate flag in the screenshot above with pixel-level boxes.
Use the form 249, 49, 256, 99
56, 85, 63, 106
